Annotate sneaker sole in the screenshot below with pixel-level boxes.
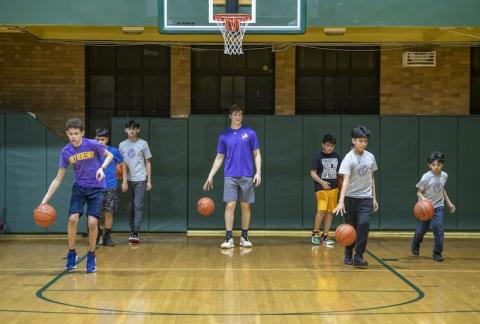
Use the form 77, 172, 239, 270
221, 244, 234, 249
239, 243, 252, 247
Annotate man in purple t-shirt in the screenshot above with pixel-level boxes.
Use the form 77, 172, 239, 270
203, 104, 262, 249
40, 118, 113, 273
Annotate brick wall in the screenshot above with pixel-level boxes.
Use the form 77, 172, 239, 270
170, 46, 191, 117
275, 46, 296, 115
381, 46, 470, 115
0, 33, 85, 136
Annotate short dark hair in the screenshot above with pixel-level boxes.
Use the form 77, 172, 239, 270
125, 120, 140, 129
65, 118, 84, 131
322, 134, 336, 145
229, 104, 245, 114
95, 128, 109, 137
428, 151, 445, 164
351, 126, 370, 139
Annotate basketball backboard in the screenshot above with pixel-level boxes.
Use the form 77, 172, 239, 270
159, 0, 306, 34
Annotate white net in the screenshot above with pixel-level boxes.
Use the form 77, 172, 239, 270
214, 14, 251, 55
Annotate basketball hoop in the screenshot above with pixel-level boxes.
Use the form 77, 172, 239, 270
213, 13, 251, 55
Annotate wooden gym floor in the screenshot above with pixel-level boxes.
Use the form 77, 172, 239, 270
0, 234, 479, 323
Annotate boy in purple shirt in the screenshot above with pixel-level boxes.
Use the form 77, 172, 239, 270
203, 104, 262, 249
40, 118, 113, 273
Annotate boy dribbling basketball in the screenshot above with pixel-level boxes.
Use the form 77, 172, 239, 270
40, 118, 113, 273
411, 151, 456, 261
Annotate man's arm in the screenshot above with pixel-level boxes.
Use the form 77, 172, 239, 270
203, 153, 225, 191
253, 149, 262, 187
146, 159, 152, 191
333, 174, 350, 216
310, 170, 331, 190
372, 173, 378, 212
444, 189, 456, 213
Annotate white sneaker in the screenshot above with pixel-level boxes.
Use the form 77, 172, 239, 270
221, 237, 234, 249
239, 236, 253, 248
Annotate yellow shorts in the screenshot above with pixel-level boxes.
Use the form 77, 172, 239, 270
316, 188, 339, 213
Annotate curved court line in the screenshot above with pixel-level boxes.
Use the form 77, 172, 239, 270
35, 249, 427, 316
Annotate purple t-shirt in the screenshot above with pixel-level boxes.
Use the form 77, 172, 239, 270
216, 126, 260, 177
59, 138, 106, 188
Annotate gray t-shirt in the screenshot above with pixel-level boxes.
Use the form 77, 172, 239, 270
119, 138, 152, 181
416, 171, 448, 208
339, 149, 378, 199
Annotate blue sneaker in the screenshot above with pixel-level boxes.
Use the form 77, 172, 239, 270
85, 252, 96, 273
65, 250, 78, 270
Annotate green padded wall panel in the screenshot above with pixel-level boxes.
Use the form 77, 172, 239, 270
265, 117, 303, 229
187, 116, 227, 229
379, 117, 419, 229
148, 119, 188, 232
458, 117, 480, 230
5, 114, 46, 233
0, 114, 5, 228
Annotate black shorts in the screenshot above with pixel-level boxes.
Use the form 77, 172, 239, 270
102, 188, 118, 213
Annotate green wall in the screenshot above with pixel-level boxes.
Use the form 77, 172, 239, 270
1, 114, 479, 233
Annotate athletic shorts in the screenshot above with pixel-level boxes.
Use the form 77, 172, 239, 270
224, 177, 255, 203
102, 188, 118, 213
69, 183, 104, 218
316, 188, 339, 213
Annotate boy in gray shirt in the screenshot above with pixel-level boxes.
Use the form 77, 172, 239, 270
334, 126, 378, 267
411, 151, 455, 261
119, 120, 152, 244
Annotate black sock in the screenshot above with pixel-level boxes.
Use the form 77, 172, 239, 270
69, 249, 76, 253
104, 228, 111, 235
242, 229, 248, 238
226, 230, 233, 239
88, 251, 95, 255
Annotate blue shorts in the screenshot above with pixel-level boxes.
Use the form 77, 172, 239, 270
69, 183, 104, 218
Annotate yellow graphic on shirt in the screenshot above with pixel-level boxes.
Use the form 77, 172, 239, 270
69, 151, 94, 164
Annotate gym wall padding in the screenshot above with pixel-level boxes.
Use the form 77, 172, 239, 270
1, 114, 480, 233
264, 117, 303, 229
379, 117, 419, 230
458, 117, 480, 230
148, 119, 188, 232
5, 114, 47, 232
187, 116, 227, 229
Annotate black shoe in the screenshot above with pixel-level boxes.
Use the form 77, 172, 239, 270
103, 234, 116, 246
344, 250, 353, 265
353, 254, 368, 267
0, 222, 6, 235
411, 245, 419, 256
432, 253, 443, 262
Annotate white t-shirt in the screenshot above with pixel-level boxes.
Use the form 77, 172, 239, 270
339, 149, 378, 199
416, 171, 448, 208
119, 138, 152, 181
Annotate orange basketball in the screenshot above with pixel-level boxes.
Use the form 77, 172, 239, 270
33, 203, 57, 228
116, 163, 123, 180
196, 197, 215, 217
335, 224, 357, 247
414, 200, 434, 221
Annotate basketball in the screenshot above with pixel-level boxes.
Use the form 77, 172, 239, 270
335, 224, 357, 246
116, 163, 123, 180
33, 203, 57, 228
413, 200, 434, 221
196, 197, 215, 217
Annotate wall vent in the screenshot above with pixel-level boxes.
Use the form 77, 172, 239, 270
402, 51, 436, 67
